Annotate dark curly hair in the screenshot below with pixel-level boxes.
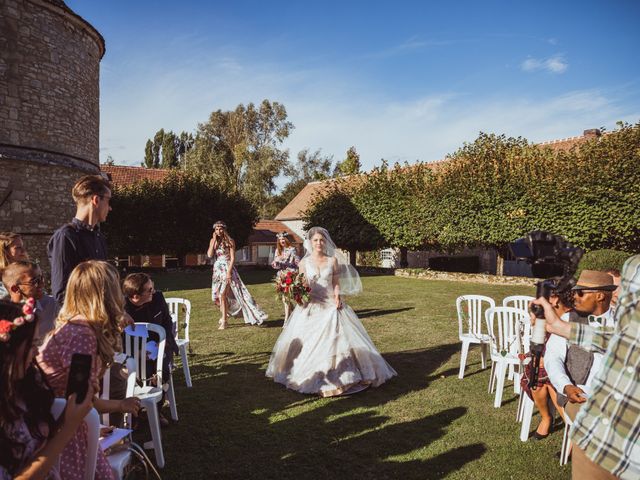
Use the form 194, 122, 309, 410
551, 286, 574, 310
0, 300, 56, 474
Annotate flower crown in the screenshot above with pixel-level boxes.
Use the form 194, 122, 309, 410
276, 232, 289, 239
213, 221, 227, 229
0, 298, 36, 343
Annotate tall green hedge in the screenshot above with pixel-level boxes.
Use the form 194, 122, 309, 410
304, 121, 640, 256
104, 172, 257, 262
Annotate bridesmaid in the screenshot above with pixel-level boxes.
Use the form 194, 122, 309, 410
207, 221, 267, 329
271, 232, 300, 323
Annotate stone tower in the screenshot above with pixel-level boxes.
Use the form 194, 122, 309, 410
0, 0, 105, 269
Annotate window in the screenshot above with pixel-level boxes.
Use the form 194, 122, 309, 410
380, 249, 395, 261
237, 246, 251, 262
257, 245, 274, 260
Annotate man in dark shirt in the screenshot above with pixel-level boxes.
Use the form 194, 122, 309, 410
48, 174, 111, 306
123, 273, 179, 427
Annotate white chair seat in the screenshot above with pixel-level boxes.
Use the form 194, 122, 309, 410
134, 385, 163, 401
460, 333, 491, 343
107, 449, 131, 479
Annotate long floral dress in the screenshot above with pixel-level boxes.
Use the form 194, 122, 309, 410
211, 243, 268, 325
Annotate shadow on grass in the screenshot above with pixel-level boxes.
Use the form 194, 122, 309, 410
162, 343, 487, 479
355, 307, 414, 319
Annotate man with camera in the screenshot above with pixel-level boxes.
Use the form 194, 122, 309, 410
544, 270, 616, 419
532, 257, 640, 479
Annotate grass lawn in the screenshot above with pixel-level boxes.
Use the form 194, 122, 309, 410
150, 269, 569, 479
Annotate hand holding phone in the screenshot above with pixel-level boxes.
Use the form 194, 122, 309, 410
65, 353, 92, 404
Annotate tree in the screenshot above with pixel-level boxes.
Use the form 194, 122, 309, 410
104, 172, 257, 264
152, 129, 164, 168
161, 131, 178, 169
334, 146, 361, 177
144, 140, 154, 168
185, 100, 293, 216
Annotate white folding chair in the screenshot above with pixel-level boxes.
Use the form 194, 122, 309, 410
165, 297, 193, 388
485, 306, 530, 408
456, 295, 495, 379
124, 323, 178, 468
51, 399, 100, 480
502, 295, 535, 314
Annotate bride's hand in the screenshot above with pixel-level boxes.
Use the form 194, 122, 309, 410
335, 295, 342, 310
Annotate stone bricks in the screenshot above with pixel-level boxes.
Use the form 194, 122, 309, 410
0, 0, 104, 274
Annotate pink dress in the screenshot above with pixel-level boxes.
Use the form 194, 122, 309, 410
37, 321, 115, 480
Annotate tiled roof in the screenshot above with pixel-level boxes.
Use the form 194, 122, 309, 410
247, 219, 303, 244
101, 165, 172, 187
274, 128, 604, 221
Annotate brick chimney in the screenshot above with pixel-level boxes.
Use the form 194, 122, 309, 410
583, 128, 601, 138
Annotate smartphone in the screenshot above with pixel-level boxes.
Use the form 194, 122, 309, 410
65, 353, 92, 404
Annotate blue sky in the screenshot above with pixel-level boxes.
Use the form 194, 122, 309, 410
67, 0, 640, 182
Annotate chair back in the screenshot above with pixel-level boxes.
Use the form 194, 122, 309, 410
485, 306, 530, 357
51, 399, 100, 480
165, 298, 191, 343
502, 295, 535, 315
456, 295, 496, 339
124, 323, 166, 387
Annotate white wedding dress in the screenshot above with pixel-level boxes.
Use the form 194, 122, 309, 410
266, 259, 397, 397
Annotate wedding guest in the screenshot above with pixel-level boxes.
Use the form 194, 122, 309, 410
2, 261, 57, 344
605, 269, 621, 308
123, 273, 178, 426
0, 299, 95, 480
271, 232, 300, 322
544, 270, 615, 422
48, 175, 111, 307
38, 260, 141, 480
0, 232, 29, 299
532, 255, 640, 480
207, 221, 267, 329
520, 286, 573, 439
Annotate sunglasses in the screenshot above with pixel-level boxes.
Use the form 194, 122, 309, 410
574, 289, 609, 297
18, 276, 44, 287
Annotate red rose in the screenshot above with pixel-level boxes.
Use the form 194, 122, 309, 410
0, 320, 13, 334
22, 305, 34, 316
285, 277, 293, 285
284, 286, 289, 293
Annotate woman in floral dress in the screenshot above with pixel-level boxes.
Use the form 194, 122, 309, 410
207, 221, 267, 329
271, 232, 300, 323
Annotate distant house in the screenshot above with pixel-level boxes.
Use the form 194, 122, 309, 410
101, 165, 302, 268
273, 129, 603, 274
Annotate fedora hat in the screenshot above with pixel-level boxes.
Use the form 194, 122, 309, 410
572, 270, 617, 291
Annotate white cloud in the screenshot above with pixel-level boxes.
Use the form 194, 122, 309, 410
521, 54, 568, 74
98, 51, 637, 188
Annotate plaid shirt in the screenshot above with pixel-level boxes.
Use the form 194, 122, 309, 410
569, 255, 640, 479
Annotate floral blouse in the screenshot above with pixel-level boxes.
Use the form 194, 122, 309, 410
272, 246, 300, 271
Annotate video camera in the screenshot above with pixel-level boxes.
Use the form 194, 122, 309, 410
509, 231, 583, 389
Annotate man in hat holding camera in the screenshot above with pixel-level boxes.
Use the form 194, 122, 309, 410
533, 259, 640, 479
545, 270, 616, 420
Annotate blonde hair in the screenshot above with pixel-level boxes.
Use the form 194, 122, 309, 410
0, 232, 27, 269
57, 260, 123, 367
275, 236, 292, 256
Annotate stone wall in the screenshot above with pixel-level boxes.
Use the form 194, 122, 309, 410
0, 0, 104, 274
395, 269, 537, 287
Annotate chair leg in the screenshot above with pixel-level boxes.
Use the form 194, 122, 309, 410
142, 399, 165, 468
480, 343, 488, 369
180, 345, 192, 388
508, 363, 514, 381
167, 376, 178, 421
560, 422, 572, 465
494, 361, 507, 408
488, 361, 496, 393
513, 370, 522, 395
458, 341, 470, 379
520, 394, 534, 441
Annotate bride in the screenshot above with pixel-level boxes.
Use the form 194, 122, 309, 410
266, 226, 397, 397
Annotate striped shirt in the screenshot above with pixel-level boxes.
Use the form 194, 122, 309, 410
569, 254, 640, 479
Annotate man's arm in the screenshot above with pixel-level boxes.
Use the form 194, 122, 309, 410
569, 323, 616, 355
543, 334, 573, 394
48, 228, 78, 307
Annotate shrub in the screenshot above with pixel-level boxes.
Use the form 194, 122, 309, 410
576, 249, 633, 277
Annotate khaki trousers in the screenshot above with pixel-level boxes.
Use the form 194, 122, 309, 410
572, 445, 617, 480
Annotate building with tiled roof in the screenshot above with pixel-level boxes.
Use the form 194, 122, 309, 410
101, 164, 172, 187
235, 219, 303, 266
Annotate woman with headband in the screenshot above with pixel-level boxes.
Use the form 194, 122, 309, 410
207, 221, 267, 329
271, 231, 300, 323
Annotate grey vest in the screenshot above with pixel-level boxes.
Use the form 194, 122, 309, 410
557, 312, 594, 407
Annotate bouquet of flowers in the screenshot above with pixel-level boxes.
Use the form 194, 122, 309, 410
275, 269, 311, 306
